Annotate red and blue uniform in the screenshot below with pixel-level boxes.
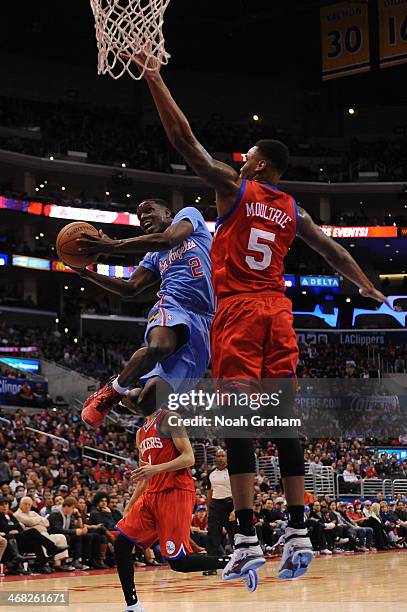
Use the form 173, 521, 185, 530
116, 409, 195, 559
211, 179, 299, 380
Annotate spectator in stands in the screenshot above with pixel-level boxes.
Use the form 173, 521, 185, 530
269, 497, 286, 523
329, 501, 368, 551
51, 495, 64, 512
75, 496, 110, 569
0, 534, 8, 568
26, 486, 41, 509
10, 485, 26, 511
89, 492, 117, 532
260, 499, 278, 548
9, 471, 24, 493
48, 497, 91, 570
252, 501, 265, 545
379, 501, 406, 546
306, 501, 332, 555
364, 461, 378, 479
395, 500, 407, 528
342, 463, 362, 493
362, 501, 389, 550
13, 496, 72, 571
0, 456, 12, 486
88, 492, 118, 567
309, 456, 324, 475
304, 491, 314, 506
259, 476, 271, 493
0, 496, 66, 573
343, 502, 374, 550
389, 457, 403, 478
39, 493, 54, 517
18, 382, 34, 405
0, 531, 25, 575
322, 503, 348, 552
109, 496, 123, 523
191, 506, 208, 549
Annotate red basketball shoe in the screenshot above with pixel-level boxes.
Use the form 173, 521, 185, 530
81, 377, 121, 427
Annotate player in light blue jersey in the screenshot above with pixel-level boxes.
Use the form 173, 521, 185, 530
74, 198, 213, 427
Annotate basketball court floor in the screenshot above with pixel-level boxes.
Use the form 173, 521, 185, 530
2, 551, 406, 612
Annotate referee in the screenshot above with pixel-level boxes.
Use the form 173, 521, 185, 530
204, 448, 236, 576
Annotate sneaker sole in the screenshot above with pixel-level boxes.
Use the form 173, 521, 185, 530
278, 549, 314, 580
243, 569, 258, 593
81, 410, 104, 428
223, 557, 266, 581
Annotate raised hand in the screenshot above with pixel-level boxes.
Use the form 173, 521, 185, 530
75, 229, 117, 257
120, 43, 161, 79
130, 461, 159, 483
121, 388, 143, 413
359, 286, 394, 308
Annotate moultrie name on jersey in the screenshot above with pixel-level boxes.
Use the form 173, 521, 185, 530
245, 202, 293, 229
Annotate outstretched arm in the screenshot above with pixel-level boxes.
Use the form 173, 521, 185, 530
297, 207, 389, 305
76, 264, 159, 300
77, 221, 195, 257
131, 54, 239, 206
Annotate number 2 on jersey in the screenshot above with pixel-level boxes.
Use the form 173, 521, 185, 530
188, 257, 204, 277
245, 228, 275, 271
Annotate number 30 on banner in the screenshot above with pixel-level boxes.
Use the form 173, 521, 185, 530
320, 1, 371, 80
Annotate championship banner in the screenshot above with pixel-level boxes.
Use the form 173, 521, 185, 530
320, 1, 371, 80
378, 0, 407, 68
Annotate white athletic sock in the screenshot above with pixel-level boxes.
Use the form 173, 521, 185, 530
112, 377, 130, 395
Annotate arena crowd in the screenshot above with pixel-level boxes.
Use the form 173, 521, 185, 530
0, 403, 407, 575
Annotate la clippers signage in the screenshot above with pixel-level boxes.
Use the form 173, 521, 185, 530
296, 330, 406, 346
0, 377, 48, 401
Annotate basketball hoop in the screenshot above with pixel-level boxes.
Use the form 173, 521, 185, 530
89, 0, 171, 80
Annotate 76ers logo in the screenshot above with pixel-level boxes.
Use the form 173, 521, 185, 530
166, 540, 176, 555
139, 437, 163, 456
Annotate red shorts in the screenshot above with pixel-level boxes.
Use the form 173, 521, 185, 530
211, 292, 299, 380
116, 489, 195, 559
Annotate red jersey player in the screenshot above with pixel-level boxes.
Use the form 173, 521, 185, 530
116, 52, 389, 587
114, 395, 257, 612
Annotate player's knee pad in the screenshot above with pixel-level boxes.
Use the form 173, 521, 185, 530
273, 438, 305, 478
224, 438, 256, 476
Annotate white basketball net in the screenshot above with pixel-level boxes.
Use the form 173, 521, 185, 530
90, 0, 171, 80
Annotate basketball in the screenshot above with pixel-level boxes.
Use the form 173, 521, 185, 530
56, 221, 99, 268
